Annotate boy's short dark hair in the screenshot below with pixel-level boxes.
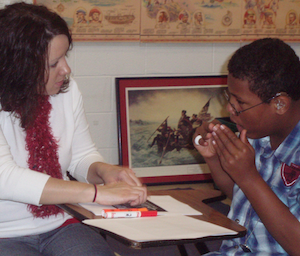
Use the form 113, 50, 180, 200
228, 38, 300, 101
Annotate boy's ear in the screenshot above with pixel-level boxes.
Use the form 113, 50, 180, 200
273, 95, 290, 114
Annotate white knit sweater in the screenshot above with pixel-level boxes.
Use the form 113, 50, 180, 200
0, 78, 104, 238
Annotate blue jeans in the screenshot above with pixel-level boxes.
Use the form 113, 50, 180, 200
0, 223, 115, 256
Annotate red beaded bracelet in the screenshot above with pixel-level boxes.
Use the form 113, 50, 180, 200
93, 184, 97, 203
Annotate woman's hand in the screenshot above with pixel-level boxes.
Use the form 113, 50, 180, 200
88, 162, 142, 187
87, 163, 147, 206
96, 182, 147, 206
100, 164, 142, 186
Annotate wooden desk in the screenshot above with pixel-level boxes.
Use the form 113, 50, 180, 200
59, 188, 246, 255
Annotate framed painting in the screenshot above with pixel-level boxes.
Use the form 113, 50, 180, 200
116, 76, 229, 184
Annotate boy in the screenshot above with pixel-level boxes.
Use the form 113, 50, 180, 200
194, 38, 300, 255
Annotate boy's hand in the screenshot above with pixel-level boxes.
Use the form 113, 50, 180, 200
193, 122, 217, 158
211, 124, 256, 183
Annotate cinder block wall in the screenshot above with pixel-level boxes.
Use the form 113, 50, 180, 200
68, 41, 300, 165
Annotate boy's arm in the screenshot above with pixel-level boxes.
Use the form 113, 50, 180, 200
193, 121, 235, 199
212, 124, 300, 255
205, 155, 235, 199
240, 172, 300, 256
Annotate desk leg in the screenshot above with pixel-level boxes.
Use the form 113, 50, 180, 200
195, 242, 210, 255
177, 244, 189, 256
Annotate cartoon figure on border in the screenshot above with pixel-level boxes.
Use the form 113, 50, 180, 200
89, 7, 103, 26
177, 10, 190, 29
74, 7, 88, 26
193, 10, 204, 27
243, 9, 256, 28
285, 10, 298, 29
155, 9, 170, 28
263, 10, 275, 28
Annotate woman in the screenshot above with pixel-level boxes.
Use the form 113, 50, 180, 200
0, 3, 147, 255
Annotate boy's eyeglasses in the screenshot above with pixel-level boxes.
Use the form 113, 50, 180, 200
223, 89, 282, 116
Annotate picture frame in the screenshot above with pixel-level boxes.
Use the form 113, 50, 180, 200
116, 76, 229, 184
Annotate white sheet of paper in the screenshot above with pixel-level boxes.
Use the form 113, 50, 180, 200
83, 215, 237, 242
79, 195, 202, 216
147, 195, 202, 215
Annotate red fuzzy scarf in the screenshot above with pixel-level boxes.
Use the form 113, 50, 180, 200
25, 96, 63, 218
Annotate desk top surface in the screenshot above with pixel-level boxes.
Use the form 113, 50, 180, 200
60, 188, 246, 249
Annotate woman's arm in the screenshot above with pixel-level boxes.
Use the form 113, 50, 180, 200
0, 127, 51, 205
66, 79, 144, 189
39, 177, 147, 206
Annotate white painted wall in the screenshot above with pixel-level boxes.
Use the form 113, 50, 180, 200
68, 42, 300, 165
3, 1, 299, 166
